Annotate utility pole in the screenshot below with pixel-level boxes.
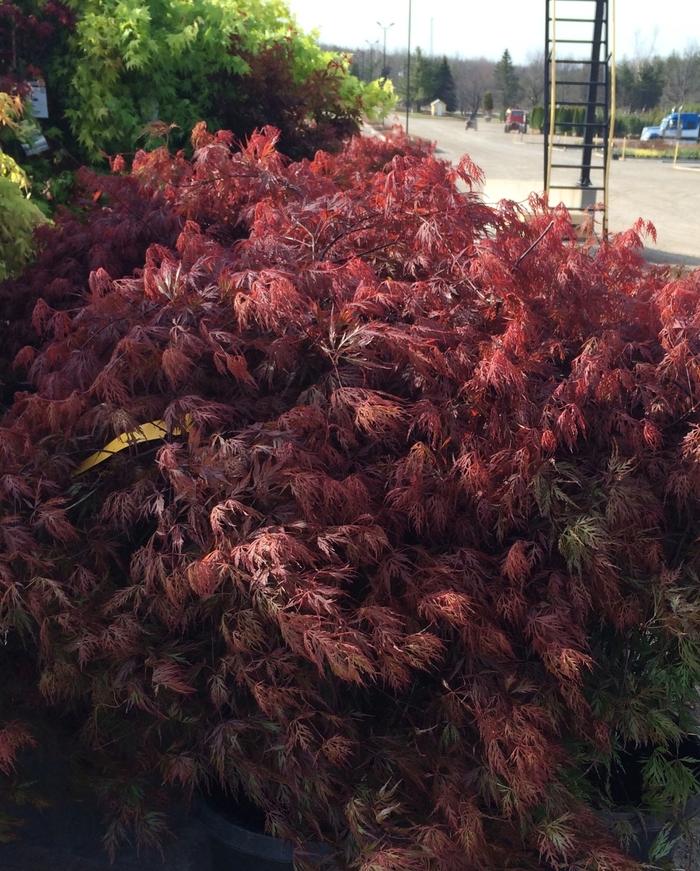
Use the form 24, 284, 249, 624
430, 17, 434, 56
365, 39, 379, 80
377, 20, 394, 79
406, 0, 412, 134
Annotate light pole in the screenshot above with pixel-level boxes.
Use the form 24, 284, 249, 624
406, 0, 412, 134
377, 20, 394, 79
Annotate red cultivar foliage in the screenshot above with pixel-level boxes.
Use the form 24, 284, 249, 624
0, 0, 74, 79
212, 40, 363, 160
1, 124, 700, 869
0, 167, 180, 408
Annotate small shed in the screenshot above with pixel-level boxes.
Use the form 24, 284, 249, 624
430, 98, 446, 117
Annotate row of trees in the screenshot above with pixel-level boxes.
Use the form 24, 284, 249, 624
350, 47, 458, 111
349, 47, 543, 114
411, 50, 457, 111
349, 42, 700, 116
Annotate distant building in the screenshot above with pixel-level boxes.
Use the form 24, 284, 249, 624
430, 98, 446, 117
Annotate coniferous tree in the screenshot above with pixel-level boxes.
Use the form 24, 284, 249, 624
494, 48, 520, 108
414, 47, 438, 108
434, 56, 457, 111
635, 60, 665, 110
616, 59, 665, 111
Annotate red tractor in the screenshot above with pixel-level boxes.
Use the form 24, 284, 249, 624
504, 108, 527, 133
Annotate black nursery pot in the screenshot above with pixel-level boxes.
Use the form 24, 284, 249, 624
198, 790, 333, 871
601, 798, 700, 862
598, 735, 700, 861
199, 801, 294, 871
601, 807, 678, 861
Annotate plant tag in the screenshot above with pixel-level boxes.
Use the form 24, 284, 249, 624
28, 80, 49, 118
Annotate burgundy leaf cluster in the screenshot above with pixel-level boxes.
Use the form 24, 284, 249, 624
1, 124, 699, 870
0, 0, 74, 79
213, 40, 363, 160
0, 167, 180, 408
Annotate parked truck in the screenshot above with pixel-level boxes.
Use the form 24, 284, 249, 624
504, 108, 527, 133
640, 111, 700, 141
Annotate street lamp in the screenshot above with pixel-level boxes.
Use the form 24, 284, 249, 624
377, 20, 394, 79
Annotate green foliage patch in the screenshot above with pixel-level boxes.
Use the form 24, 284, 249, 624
51, 0, 393, 160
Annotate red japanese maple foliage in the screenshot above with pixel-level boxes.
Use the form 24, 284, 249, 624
211, 39, 364, 160
1, 124, 700, 870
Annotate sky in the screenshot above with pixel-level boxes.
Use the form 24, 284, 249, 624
286, 0, 699, 64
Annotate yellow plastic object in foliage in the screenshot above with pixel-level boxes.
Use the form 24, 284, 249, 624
73, 416, 192, 477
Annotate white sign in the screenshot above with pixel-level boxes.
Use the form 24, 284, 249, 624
28, 80, 48, 119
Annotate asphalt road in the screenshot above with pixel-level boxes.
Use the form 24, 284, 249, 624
377, 113, 700, 266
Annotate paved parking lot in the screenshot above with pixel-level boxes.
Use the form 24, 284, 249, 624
376, 113, 700, 266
